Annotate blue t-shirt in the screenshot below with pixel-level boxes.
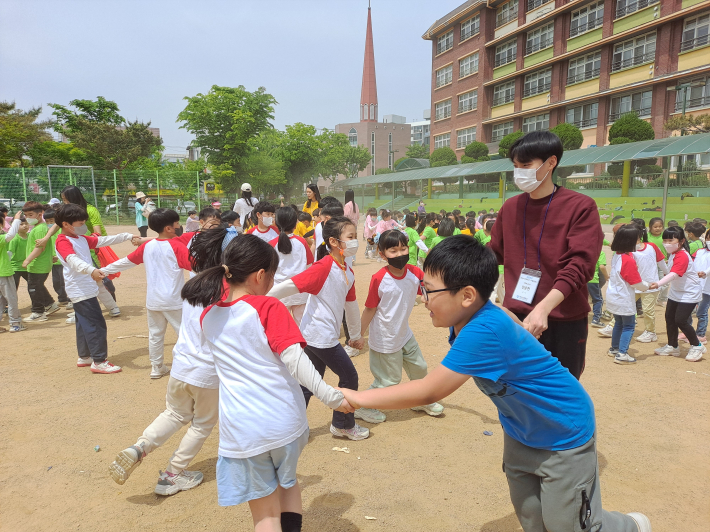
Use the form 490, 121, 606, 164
442, 301, 595, 451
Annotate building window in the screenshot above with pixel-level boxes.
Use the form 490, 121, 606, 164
522, 113, 550, 132
437, 30, 454, 54
458, 90, 478, 113
494, 40, 517, 67
526, 22, 554, 55
459, 52, 479, 78
566, 102, 598, 128
609, 90, 653, 122
567, 51, 602, 84
434, 133, 451, 148
456, 127, 477, 149
362, 104, 367, 121
460, 14, 480, 41
674, 77, 710, 111
348, 128, 358, 146
681, 13, 710, 52
388, 133, 393, 170
523, 68, 552, 97
435, 99, 452, 120
493, 81, 516, 106
497, 0, 519, 28
611, 32, 656, 72
570, 2, 604, 38
528, 0, 552, 11
616, 0, 659, 20
436, 64, 453, 88
371, 132, 375, 175
492, 121, 514, 142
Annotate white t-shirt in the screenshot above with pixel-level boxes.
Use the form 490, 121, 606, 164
292, 255, 356, 348
200, 295, 308, 459
694, 247, 710, 295
233, 197, 256, 225
606, 253, 643, 316
365, 265, 423, 353
247, 225, 279, 243
667, 249, 702, 303
632, 242, 664, 293
170, 299, 218, 389
270, 234, 314, 307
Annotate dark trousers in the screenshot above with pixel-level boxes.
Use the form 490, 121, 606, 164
515, 313, 588, 380
138, 225, 148, 237
342, 311, 350, 343
301, 344, 358, 429
51, 264, 69, 303
666, 299, 699, 347
13, 270, 28, 289
27, 272, 54, 313
74, 297, 108, 362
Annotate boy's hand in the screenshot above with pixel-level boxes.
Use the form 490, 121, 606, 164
131, 236, 142, 246
698, 272, 706, 279
349, 338, 364, 351
21, 259, 29, 268
523, 307, 547, 339
52, 256, 58, 263
14, 210, 22, 220
334, 398, 356, 414
34, 236, 49, 249
338, 388, 362, 410
91, 269, 106, 281
649, 282, 659, 289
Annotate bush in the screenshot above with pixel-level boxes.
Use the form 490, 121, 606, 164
393, 157, 407, 169
498, 130, 524, 157
607, 163, 624, 177
463, 141, 489, 159
430, 147, 458, 167
550, 123, 583, 151
375, 168, 394, 174
475, 155, 491, 162
608, 113, 655, 144
609, 137, 633, 145
636, 165, 662, 175
460, 156, 475, 164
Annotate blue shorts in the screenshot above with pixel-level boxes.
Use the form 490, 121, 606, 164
216, 428, 309, 506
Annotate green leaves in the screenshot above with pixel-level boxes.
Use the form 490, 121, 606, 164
406, 144, 430, 159
608, 113, 654, 144
0, 102, 53, 167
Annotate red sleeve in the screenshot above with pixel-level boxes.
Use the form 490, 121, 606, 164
176, 231, 196, 246
269, 236, 279, 248
346, 278, 357, 302
55, 235, 75, 261
619, 254, 643, 285
407, 265, 425, 295
249, 295, 306, 353
294, 236, 314, 264
169, 239, 193, 271
365, 268, 386, 308
648, 242, 665, 262
85, 235, 99, 250
670, 251, 689, 277
126, 243, 147, 265
292, 256, 333, 294
247, 226, 257, 235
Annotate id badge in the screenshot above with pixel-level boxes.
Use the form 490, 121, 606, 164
511, 268, 541, 305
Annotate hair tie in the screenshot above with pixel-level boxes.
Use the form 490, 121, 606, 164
222, 264, 232, 278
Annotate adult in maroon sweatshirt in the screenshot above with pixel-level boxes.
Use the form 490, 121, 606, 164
489, 131, 603, 379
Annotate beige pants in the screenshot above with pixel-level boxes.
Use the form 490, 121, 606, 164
137, 376, 219, 474
369, 336, 428, 389
609, 291, 659, 332
147, 308, 182, 365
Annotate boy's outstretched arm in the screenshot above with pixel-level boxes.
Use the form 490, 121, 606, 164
341, 364, 470, 410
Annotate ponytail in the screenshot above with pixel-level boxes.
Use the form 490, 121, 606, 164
275, 206, 298, 255
181, 266, 229, 308
317, 216, 355, 261
189, 226, 231, 273
316, 242, 329, 261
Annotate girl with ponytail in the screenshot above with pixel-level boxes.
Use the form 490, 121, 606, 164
182, 234, 352, 531
268, 216, 370, 441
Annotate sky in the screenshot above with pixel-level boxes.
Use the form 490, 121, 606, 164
1, 0, 457, 154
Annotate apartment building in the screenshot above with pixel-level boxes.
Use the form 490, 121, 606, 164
423, 0, 710, 155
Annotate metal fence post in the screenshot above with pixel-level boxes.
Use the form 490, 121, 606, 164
661, 157, 670, 222
156, 170, 161, 207
113, 170, 119, 226
90, 167, 98, 208
68, 168, 73, 187
21, 168, 27, 201
47, 166, 52, 198
196, 172, 201, 211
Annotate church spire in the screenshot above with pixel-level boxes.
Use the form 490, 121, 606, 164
360, 3, 378, 122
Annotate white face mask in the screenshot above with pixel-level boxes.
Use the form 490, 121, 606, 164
338, 239, 359, 257
74, 223, 88, 236
26, 217, 39, 226
513, 159, 550, 193
636, 243, 644, 251
235, 226, 244, 234
663, 242, 679, 254
262, 216, 273, 226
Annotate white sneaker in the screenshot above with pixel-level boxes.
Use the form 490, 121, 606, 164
627, 512, 652, 532
109, 444, 144, 485
411, 402, 445, 416
354, 408, 386, 424
597, 324, 613, 338
66, 314, 75, 324
9, 324, 27, 333
77, 357, 92, 367
23, 312, 47, 323
330, 423, 370, 440
654, 344, 680, 357
344, 345, 360, 358
66, 301, 73, 310
150, 364, 170, 379
607, 348, 619, 358
109, 307, 121, 317
636, 331, 657, 343
614, 353, 637, 365
686, 344, 706, 362
44, 302, 60, 315
90, 360, 122, 374
154, 469, 204, 496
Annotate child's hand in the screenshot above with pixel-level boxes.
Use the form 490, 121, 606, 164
349, 338, 364, 351
699, 272, 707, 279
91, 269, 106, 281
334, 398, 356, 414
131, 237, 142, 246
21, 259, 29, 268
338, 388, 362, 410
649, 282, 659, 289
52, 256, 58, 263
34, 236, 49, 249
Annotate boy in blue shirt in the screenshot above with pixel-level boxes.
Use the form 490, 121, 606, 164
341, 236, 651, 532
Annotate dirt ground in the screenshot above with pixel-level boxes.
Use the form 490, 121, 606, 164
1, 223, 708, 532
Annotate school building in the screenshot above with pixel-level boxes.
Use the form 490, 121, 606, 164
423, 0, 710, 155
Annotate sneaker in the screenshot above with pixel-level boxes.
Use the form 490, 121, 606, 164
154, 470, 204, 496
698, 336, 708, 345
597, 324, 613, 338
91, 360, 122, 374
654, 344, 680, 357
601, 310, 613, 321
23, 312, 47, 323
636, 310, 644, 317
344, 345, 360, 358
678, 332, 688, 343
354, 408, 386, 424
77, 357, 92, 367
614, 353, 637, 365
411, 402, 445, 416
9, 324, 26, 333
607, 348, 620, 357
109, 307, 121, 317
590, 319, 604, 328
44, 302, 60, 316
330, 423, 370, 441
150, 364, 170, 379
636, 331, 657, 343
58, 301, 69, 307
66, 301, 73, 310
109, 444, 144, 485
627, 512, 651, 532
686, 344, 707, 362
66, 314, 75, 324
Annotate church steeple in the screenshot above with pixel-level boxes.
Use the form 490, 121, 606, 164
360, 3, 378, 122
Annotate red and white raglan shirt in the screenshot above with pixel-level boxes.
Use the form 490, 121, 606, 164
269, 234, 314, 307
365, 265, 424, 353
606, 253, 648, 316
170, 299, 217, 389
247, 224, 279, 243
657, 248, 703, 303
55, 232, 134, 303
632, 242, 668, 293
100, 238, 192, 311
693, 245, 710, 295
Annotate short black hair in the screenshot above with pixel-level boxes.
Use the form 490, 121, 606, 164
254, 201, 276, 215
320, 196, 341, 208
0, 204, 8, 213
221, 211, 239, 224
55, 204, 88, 226
322, 202, 344, 218
437, 218, 455, 237
187, 210, 197, 216
148, 208, 180, 233
611, 224, 640, 253
405, 213, 417, 228
509, 131, 564, 173
667, 220, 678, 227
378, 229, 408, 252
423, 235, 498, 300
298, 212, 312, 223
686, 222, 705, 238
43, 209, 56, 220
199, 207, 221, 221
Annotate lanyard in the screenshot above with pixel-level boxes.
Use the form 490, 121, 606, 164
522, 186, 556, 271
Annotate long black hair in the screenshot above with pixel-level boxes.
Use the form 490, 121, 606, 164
416, 212, 437, 234
344, 189, 356, 209
242, 189, 254, 207
275, 206, 298, 255
61, 185, 88, 209
182, 234, 279, 308
306, 184, 321, 209
662, 226, 691, 253
317, 216, 356, 261
631, 218, 648, 243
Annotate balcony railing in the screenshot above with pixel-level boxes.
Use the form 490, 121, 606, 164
680, 35, 710, 52
458, 101, 477, 113
494, 54, 516, 67
460, 65, 478, 78
492, 131, 512, 142
434, 109, 452, 121
610, 50, 655, 72
608, 107, 651, 122
569, 17, 603, 38
567, 67, 601, 84
435, 75, 452, 88
522, 81, 551, 98
526, 37, 553, 55
569, 118, 598, 129
436, 40, 453, 55
457, 138, 476, 149
527, 0, 552, 11
492, 95, 515, 106
674, 94, 710, 112
615, 0, 659, 19
496, 9, 518, 28
460, 25, 480, 41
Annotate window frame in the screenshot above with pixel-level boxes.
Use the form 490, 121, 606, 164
527, 0, 553, 11
434, 133, 451, 149
525, 22, 554, 56
348, 128, 358, 147
674, 77, 710, 112
493, 81, 516, 106
565, 102, 599, 129
458, 90, 478, 114
523, 68, 552, 98
435, 64, 454, 88
609, 90, 653, 122
456, 127, 477, 149
567, 51, 602, 85
496, 0, 519, 28
522, 113, 550, 133
570, 2, 604, 38
615, 0, 659, 20
460, 14, 481, 42
494, 40, 517, 68
437, 30, 454, 55
681, 13, 710, 53
434, 99, 452, 121
491, 121, 514, 142
459, 52, 480, 79
611, 32, 656, 72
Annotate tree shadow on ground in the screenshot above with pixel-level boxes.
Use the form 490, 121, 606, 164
438, 401, 499, 425
303, 492, 359, 532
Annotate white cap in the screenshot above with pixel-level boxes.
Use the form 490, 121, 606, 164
135, 191, 146, 199
241, 183, 252, 192
48, 198, 61, 205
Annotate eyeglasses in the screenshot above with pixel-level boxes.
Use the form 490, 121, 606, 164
419, 281, 464, 302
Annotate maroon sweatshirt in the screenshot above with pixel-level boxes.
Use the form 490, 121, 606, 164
489, 186, 603, 321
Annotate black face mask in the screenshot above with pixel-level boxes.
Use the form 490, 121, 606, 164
386, 253, 409, 270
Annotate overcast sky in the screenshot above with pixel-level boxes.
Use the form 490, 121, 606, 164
1, 0, 455, 154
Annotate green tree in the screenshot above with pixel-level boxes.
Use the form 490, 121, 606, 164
406, 144, 430, 159
608, 113, 655, 144
50, 96, 124, 135
26, 140, 86, 167
463, 141, 488, 159
393, 156, 407, 169
273, 123, 324, 196
498, 130, 524, 158
0, 102, 54, 167
550, 123, 583, 151
343, 145, 373, 180
430, 147, 457, 167
375, 168, 394, 174
317, 131, 370, 184
664, 114, 710, 135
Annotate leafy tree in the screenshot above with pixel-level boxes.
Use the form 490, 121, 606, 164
375, 168, 394, 174
317, 131, 370, 184
406, 144, 430, 159
274, 123, 323, 193
26, 140, 86, 167
608, 113, 654, 144
460, 156, 475, 164
550, 123, 583, 151
50, 96, 124, 135
664, 114, 710, 135
342, 145, 373, 180
498, 130, 524, 157
463, 141, 488, 159
430, 147, 457, 167
393, 156, 407, 169
0, 102, 53, 167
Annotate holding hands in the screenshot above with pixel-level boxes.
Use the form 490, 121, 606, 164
649, 282, 659, 290
91, 269, 106, 281
334, 396, 356, 414
349, 338, 365, 351
699, 272, 707, 279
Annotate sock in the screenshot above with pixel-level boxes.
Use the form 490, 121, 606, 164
280, 512, 302, 532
